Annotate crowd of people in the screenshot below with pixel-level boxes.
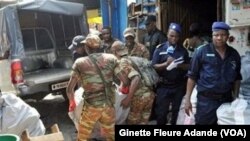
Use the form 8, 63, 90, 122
59, 15, 242, 140
0, 16, 242, 140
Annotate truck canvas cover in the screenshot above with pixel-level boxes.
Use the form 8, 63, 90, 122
0, 0, 88, 59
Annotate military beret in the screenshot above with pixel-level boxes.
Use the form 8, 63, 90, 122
169, 23, 181, 33
212, 22, 231, 31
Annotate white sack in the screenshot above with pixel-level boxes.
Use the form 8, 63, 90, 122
176, 86, 197, 125
0, 93, 45, 137
217, 98, 250, 125
68, 87, 84, 131
68, 86, 130, 126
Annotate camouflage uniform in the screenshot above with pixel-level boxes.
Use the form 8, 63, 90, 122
100, 39, 118, 53
128, 42, 150, 60
114, 57, 155, 124
123, 27, 150, 60
72, 53, 118, 141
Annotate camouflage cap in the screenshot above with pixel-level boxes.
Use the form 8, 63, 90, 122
81, 34, 101, 49
111, 41, 128, 56
123, 27, 135, 38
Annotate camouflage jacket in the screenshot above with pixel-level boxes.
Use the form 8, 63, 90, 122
114, 57, 152, 96
100, 38, 118, 53
127, 42, 150, 60
72, 53, 118, 106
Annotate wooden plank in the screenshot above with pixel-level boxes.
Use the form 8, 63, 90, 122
21, 124, 64, 141
27, 132, 64, 141
51, 124, 60, 133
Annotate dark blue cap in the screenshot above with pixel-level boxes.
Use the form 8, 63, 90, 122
169, 23, 181, 33
212, 22, 231, 31
145, 15, 156, 25
68, 35, 85, 50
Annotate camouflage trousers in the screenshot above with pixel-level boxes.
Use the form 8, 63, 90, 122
77, 105, 115, 141
127, 91, 155, 124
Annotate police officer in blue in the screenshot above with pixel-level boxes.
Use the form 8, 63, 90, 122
152, 23, 189, 125
184, 22, 242, 125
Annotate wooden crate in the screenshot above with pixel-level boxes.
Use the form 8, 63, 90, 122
21, 124, 64, 141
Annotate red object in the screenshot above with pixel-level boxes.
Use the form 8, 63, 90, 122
69, 99, 76, 112
119, 86, 129, 94
11, 59, 24, 84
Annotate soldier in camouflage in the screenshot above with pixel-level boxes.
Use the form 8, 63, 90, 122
100, 26, 118, 53
66, 34, 118, 141
111, 41, 155, 124
123, 27, 150, 60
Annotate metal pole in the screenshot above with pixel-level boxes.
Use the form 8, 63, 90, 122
108, 0, 112, 27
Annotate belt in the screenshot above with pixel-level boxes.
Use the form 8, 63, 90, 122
84, 91, 113, 107
84, 89, 105, 96
199, 91, 231, 100
84, 100, 108, 108
158, 77, 177, 85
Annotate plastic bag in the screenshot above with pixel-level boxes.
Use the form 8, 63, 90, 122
183, 113, 195, 125
115, 90, 130, 125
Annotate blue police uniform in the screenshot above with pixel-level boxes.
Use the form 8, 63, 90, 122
188, 43, 242, 93
188, 43, 242, 124
151, 41, 189, 125
187, 21, 242, 125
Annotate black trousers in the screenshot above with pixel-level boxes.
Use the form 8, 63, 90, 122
154, 84, 186, 125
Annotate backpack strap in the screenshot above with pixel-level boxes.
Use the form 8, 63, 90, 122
128, 57, 142, 78
88, 55, 113, 106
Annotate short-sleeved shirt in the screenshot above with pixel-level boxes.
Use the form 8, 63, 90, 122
72, 53, 118, 94
151, 42, 189, 84
128, 42, 150, 60
187, 43, 242, 93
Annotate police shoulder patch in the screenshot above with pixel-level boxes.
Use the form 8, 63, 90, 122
156, 43, 164, 49
196, 43, 207, 50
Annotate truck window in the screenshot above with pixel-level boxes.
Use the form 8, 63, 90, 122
22, 29, 35, 52
51, 14, 83, 49
36, 29, 53, 50
22, 29, 53, 51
